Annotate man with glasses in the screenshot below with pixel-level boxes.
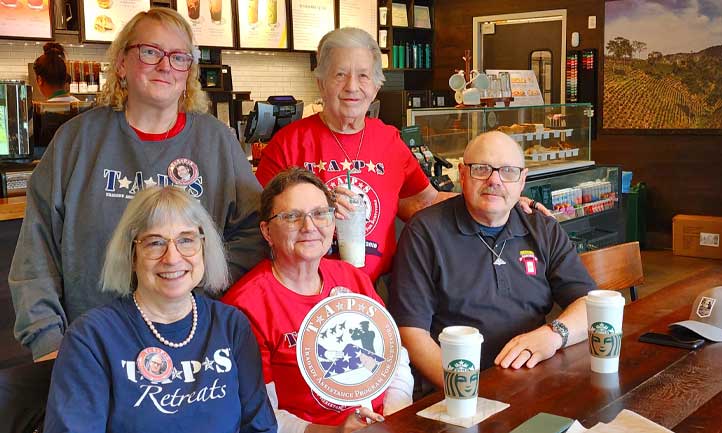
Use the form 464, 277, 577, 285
389, 131, 595, 392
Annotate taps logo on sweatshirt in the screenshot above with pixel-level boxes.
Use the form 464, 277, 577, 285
103, 169, 204, 199
120, 347, 232, 414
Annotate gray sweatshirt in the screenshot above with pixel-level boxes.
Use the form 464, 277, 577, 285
9, 106, 266, 359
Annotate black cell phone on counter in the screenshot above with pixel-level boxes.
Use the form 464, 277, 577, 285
639, 327, 705, 350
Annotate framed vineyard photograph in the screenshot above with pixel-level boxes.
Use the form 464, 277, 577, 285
603, 0, 722, 133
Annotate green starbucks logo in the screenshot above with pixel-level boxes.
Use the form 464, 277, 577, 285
443, 359, 479, 399
588, 321, 622, 359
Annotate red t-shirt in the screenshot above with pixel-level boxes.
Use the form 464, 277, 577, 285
130, 113, 187, 141
221, 258, 386, 426
255, 114, 429, 282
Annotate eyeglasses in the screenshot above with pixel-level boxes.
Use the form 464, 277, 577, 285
133, 233, 205, 260
268, 207, 335, 230
126, 43, 194, 72
465, 163, 525, 182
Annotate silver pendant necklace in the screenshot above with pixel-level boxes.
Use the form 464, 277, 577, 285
324, 116, 365, 170
476, 234, 507, 265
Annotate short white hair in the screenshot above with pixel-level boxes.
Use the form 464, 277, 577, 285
101, 186, 229, 296
313, 27, 385, 88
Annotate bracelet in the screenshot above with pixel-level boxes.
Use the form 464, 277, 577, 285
530, 200, 538, 210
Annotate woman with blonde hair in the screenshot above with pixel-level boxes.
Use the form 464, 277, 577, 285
44, 186, 276, 433
10, 7, 265, 364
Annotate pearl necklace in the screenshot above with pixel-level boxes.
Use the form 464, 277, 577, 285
133, 292, 197, 348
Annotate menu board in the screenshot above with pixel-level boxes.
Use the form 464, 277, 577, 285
177, 0, 234, 47
81, 0, 151, 43
339, 0, 376, 41
0, 0, 52, 39
291, 0, 334, 51
237, 0, 288, 49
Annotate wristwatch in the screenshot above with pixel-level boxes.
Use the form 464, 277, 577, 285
549, 320, 569, 349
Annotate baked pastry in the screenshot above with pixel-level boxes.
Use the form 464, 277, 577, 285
94, 15, 114, 32
96, 0, 112, 9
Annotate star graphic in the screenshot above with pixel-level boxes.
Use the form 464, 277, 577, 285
203, 357, 215, 371
316, 314, 325, 325
118, 176, 132, 189
336, 302, 344, 311
171, 368, 182, 380
357, 303, 367, 313
341, 159, 353, 171
317, 160, 327, 171
144, 177, 157, 187
367, 160, 377, 173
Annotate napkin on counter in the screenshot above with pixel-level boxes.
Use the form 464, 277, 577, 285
568, 410, 673, 433
415, 397, 510, 428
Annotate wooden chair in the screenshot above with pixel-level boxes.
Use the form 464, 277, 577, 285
579, 241, 644, 301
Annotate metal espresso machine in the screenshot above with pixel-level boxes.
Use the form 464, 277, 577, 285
0, 80, 35, 198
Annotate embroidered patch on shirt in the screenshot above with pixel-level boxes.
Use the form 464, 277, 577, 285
518, 250, 539, 276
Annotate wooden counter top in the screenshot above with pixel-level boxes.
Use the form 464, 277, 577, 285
0, 196, 26, 221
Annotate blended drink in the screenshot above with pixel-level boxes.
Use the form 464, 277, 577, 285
266, 0, 277, 26
209, 0, 222, 23
438, 326, 483, 418
247, 0, 258, 25
586, 290, 625, 373
335, 196, 366, 267
187, 0, 200, 20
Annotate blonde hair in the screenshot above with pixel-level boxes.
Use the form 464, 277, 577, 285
101, 186, 229, 295
313, 27, 385, 88
98, 7, 209, 113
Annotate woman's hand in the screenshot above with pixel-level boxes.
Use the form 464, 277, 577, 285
333, 187, 357, 220
336, 407, 384, 433
518, 196, 552, 216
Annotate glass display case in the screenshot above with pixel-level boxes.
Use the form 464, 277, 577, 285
406, 103, 594, 183
523, 165, 622, 252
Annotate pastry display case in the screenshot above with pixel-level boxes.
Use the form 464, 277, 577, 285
406, 103, 594, 183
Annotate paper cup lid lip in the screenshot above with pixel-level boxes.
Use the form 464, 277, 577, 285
438, 326, 484, 344
586, 290, 625, 305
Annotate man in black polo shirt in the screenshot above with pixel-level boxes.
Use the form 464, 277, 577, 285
389, 131, 595, 391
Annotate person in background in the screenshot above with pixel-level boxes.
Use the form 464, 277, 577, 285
222, 168, 413, 433
389, 131, 594, 392
255, 27, 546, 286
10, 7, 265, 364
32, 42, 79, 102
44, 186, 277, 433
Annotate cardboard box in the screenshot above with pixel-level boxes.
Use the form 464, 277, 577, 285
673, 215, 722, 259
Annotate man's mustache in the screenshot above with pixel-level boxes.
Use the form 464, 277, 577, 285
480, 187, 507, 197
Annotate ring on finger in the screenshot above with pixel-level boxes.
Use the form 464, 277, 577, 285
354, 408, 362, 419
522, 348, 533, 357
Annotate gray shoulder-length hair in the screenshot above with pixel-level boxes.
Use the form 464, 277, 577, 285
313, 27, 386, 88
101, 186, 229, 296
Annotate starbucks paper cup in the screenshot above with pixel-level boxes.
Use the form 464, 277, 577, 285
586, 290, 625, 373
438, 326, 483, 418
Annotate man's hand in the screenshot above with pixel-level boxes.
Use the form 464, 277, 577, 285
518, 196, 552, 216
335, 407, 384, 433
494, 325, 562, 369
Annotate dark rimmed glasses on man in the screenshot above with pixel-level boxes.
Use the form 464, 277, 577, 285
126, 43, 195, 72
133, 233, 205, 260
465, 163, 525, 182
268, 207, 336, 230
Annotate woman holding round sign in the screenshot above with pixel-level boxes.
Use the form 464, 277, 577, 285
44, 186, 276, 433
222, 168, 413, 433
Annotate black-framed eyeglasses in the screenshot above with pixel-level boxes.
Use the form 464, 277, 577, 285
465, 163, 525, 182
126, 43, 194, 72
268, 206, 336, 230
133, 233, 205, 260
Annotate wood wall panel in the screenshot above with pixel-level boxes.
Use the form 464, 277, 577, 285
433, 0, 722, 247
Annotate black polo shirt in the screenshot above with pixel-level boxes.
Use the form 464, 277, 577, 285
389, 195, 596, 369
